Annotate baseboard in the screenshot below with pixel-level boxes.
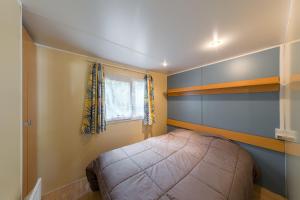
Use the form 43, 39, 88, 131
42, 177, 286, 200
42, 177, 91, 200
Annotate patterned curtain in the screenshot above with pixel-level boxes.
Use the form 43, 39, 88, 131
144, 74, 155, 125
81, 63, 106, 134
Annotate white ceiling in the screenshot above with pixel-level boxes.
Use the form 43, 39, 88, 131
22, 0, 289, 74
286, 0, 300, 42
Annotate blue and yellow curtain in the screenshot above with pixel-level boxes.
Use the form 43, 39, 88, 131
81, 63, 106, 134
144, 74, 155, 125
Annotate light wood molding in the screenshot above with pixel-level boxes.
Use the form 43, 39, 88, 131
167, 119, 285, 153
285, 141, 300, 157
168, 76, 280, 96
290, 74, 300, 91
291, 74, 300, 83
253, 185, 287, 200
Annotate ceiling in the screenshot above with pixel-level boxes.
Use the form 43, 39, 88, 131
286, 0, 300, 42
22, 0, 290, 74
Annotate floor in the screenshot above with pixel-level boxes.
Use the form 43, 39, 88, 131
79, 192, 101, 200
79, 189, 286, 200
45, 177, 285, 200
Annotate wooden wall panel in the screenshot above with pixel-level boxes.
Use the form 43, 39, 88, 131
167, 119, 285, 153
168, 77, 280, 96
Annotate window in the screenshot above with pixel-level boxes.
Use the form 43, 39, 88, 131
105, 73, 144, 122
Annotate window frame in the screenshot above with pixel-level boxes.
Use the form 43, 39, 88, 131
105, 77, 144, 123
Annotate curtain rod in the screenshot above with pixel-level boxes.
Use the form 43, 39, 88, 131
86, 60, 147, 75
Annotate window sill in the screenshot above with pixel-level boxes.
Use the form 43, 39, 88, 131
107, 118, 143, 125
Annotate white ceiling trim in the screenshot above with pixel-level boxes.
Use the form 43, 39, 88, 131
285, 38, 300, 45
167, 44, 282, 76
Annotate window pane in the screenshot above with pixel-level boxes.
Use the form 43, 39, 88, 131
105, 79, 131, 121
132, 81, 145, 118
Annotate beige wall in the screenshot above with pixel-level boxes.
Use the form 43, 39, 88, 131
35, 46, 167, 194
0, 0, 22, 199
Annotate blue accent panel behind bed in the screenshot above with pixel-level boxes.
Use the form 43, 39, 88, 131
239, 143, 286, 196
168, 96, 203, 124
202, 93, 280, 138
167, 47, 285, 196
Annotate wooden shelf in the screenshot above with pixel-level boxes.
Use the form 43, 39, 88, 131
168, 76, 280, 96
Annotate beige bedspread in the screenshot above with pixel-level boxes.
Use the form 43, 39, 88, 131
86, 129, 255, 200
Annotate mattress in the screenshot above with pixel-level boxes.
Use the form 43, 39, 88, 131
86, 129, 255, 200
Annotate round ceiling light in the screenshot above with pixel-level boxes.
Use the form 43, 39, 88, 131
209, 39, 223, 47
162, 60, 168, 67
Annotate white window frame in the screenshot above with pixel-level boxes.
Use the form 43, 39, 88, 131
105, 76, 144, 123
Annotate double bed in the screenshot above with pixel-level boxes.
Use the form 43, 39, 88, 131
86, 129, 255, 200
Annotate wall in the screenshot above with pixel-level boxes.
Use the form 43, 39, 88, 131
284, 0, 300, 198
35, 46, 167, 194
168, 47, 286, 196
285, 41, 300, 200
0, 0, 22, 199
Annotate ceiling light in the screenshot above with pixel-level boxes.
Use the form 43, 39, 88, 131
209, 39, 223, 47
162, 60, 168, 67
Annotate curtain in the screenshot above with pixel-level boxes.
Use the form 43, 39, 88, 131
81, 63, 106, 134
144, 74, 155, 125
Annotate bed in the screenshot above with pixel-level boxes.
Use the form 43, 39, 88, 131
86, 129, 255, 200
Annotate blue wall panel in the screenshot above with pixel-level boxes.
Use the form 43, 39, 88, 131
167, 47, 284, 195
247, 93, 280, 137
239, 143, 285, 196
202, 93, 279, 138
202, 47, 279, 85
168, 67, 202, 89
168, 96, 203, 124
202, 93, 251, 134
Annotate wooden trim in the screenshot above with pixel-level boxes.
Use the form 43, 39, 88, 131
285, 141, 300, 157
253, 185, 287, 200
290, 74, 300, 91
291, 74, 300, 83
167, 76, 280, 96
167, 119, 285, 153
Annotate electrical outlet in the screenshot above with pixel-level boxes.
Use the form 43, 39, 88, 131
275, 128, 296, 142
